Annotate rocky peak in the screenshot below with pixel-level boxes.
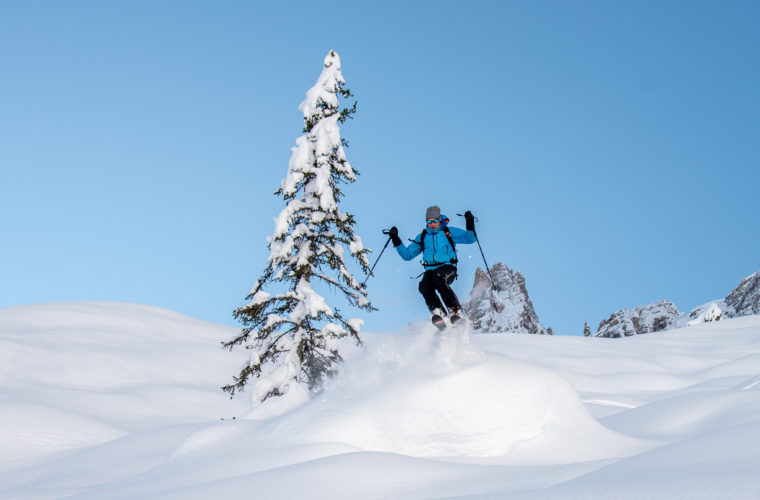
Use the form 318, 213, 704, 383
595, 300, 681, 338
686, 269, 760, 326
686, 301, 725, 326
464, 262, 546, 334
724, 270, 760, 317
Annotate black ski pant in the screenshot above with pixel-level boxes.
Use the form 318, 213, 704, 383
419, 264, 461, 314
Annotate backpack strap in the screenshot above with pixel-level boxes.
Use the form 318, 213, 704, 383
443, 227, 456, 254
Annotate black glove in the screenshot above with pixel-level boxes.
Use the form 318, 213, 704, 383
464, 211, 476, 232
388, 226, 402, 247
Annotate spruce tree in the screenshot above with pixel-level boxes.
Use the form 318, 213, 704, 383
584, 322, 592, 337
223, 50, 374, 403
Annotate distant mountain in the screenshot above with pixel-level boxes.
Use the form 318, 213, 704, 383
685, 270, 760, 326
595, 300, 681, 338
724, 270, 760, 317
463, 265, 758, 337
594, 269, 760, 337
464, 263, 548, 334
684, 300, 725, 326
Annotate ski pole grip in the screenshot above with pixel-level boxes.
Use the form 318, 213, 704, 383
457, 212, 479, 222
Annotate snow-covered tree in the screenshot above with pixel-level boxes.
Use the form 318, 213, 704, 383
584, 322, 591, 337
223, 50, 374, 403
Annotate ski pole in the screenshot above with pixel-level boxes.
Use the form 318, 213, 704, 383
458, 213, 496, 286
361, 229, 392, 287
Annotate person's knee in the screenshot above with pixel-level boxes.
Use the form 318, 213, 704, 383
420, 275, 436, 293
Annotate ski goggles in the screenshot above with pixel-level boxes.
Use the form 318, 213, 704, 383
426, 217, 449, 224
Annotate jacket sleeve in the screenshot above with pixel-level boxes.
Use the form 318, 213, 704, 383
396, 233, 423, 261
450, 226, 477, 245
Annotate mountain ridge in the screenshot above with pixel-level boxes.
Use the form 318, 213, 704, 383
463, 264, 759, 337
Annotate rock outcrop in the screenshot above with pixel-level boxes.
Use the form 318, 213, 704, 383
686, 270, 760, 326
686, 301, 725, 326
464, 263, 546, 334
595, 269, 760, 337
595, 300, 681, 338
724, 270, 760, 317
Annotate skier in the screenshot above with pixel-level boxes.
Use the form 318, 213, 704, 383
388, 206, 477, 330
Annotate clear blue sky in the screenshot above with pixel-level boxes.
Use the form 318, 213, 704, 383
2, 1, 758, 335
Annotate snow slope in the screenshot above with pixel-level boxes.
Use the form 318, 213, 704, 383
1, 302, 759, 499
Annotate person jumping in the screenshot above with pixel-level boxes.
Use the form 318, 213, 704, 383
388, 205, 477, 330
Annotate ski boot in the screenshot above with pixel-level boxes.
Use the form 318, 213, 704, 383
449, 308, 464, 326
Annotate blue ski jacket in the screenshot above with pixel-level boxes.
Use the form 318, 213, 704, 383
396, 225, 477, 269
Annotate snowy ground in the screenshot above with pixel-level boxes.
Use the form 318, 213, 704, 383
1, 302, 759, 499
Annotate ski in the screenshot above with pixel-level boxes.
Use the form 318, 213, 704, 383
431, 314, 447, 331
432, 313, 465, 331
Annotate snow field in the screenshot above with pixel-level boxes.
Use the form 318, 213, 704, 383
0, 302, 251, 467
1, 302, 759, 498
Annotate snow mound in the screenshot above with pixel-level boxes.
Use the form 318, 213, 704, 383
242, 323, 649, 463
0, 402, 123, 462
0, 302, 250, 465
